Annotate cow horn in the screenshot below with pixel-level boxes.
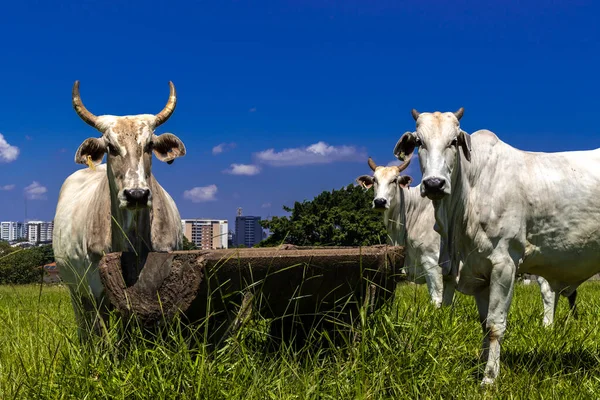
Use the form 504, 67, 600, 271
411, 109, 420, 121
396, 153, 412, 173
155, 81, 177, 127
72, 81, 98, 128
368, 157, 378, 171
454, 107, 464, 121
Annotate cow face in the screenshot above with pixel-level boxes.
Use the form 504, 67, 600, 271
72, 81, 186, 209
394, 108, 471, 200
356, 157, 412, 211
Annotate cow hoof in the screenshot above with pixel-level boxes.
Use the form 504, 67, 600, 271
480, 377, 495, 388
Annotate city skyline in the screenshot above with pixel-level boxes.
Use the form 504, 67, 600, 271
0, 220, 54, 244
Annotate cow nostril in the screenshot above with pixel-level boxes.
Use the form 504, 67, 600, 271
124, 189, 150, 204
373, 198, 387, 208
423, 177, 445, 192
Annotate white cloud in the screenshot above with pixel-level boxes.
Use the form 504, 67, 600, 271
24, 181, 47, 200
0, 134, 20, 163
254, 141, 366, 167
223, 164, 261, 176
261, 202, 272, 208
212, 142, 236, 155
0, 184, 15, 191
183, 185, 218, 203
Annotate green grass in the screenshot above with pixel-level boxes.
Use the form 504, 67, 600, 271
1, 282, 600, 399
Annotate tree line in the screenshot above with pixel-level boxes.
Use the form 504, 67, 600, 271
259, 183, 385, 247
0, 242, 55, 284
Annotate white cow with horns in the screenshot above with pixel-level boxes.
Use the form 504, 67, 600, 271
53, 81, 186, 339
394, 107, 597, 386
356, 155, 456, 307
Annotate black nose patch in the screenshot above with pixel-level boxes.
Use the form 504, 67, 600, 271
374, 198, 387, 208
124, 189, 150, 206
422, 177, 445, 193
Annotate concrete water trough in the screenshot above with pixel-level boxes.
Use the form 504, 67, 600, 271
98, 244, 405, 345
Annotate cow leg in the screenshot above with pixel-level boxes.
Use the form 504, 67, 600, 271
479, 261, 516, 387
566, 289, 578, 319
474, 286, 491, 363
536, 276, 559, 327
423, 262, 444, 308
441, 274, 456, 307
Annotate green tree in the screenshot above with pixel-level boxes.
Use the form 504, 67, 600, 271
258, 183, 386, 247
38, 244, 55, 265
0, 246, 46, 284
0, 241, 18, 257
182, 236, 198, 251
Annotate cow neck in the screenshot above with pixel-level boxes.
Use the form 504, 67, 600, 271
433, 152, 470, 275
403, 184, 431, 244
383, 182, 407, 247
107, 162, 152, 286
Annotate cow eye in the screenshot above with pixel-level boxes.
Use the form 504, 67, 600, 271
415, 137, 422, 146
450, 138, 458, 146
107, 143, 119, 156
145, 141, 154, 153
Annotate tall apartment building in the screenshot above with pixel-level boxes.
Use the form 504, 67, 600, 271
181, 219, 228, 250
0, 221, 27, 241
27, 221, 54, 244
234, 216, 263, 248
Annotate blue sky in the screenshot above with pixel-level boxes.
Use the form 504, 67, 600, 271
1, 0, 599, 226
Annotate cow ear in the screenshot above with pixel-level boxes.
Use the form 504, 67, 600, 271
153, 133, 186, 164
458, 130, 471, 162
356, 175, 374, 189
75, 137, 106, 165
394, 131, 417, 161
398, 175, 412, 188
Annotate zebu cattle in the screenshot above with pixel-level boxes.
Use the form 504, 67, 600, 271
53, 81, 186, 338
394, 107, 600, 385
356, 156, 456, 307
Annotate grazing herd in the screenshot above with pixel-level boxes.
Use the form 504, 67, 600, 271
52, 83, 598, 386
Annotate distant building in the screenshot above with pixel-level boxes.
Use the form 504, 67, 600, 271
235, 216, 263, 247
26, 221, 54, 244
0, 221, 27, 241
181, 219, 228, 250
227, 230, 235, 248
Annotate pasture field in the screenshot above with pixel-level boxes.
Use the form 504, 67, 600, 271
1, 283, 600, 399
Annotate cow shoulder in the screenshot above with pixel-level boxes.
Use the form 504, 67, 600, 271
85, 176, 112, 258
149, 175, 182, 251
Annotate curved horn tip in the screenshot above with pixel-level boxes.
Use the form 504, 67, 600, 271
155, 81, 178, 127
72, 80, 98, 128
454, 107, 464, 120
411, 109, 420, 121
367, 156, 378, 171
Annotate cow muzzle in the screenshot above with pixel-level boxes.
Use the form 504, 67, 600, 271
121, 188, 152, 209
421, 177, 447, 200
373, 198, 388, 211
